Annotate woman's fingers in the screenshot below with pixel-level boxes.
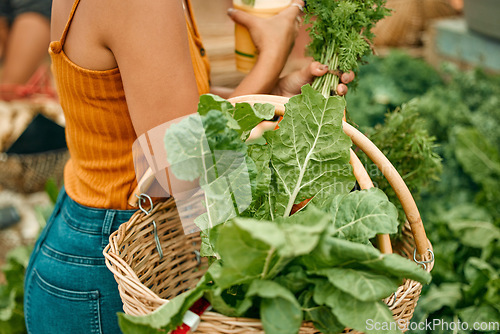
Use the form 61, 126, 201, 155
340, 70, 355, 84
308, 61, 329, 77
227, 7, 256, 29
336, 83, 348, 96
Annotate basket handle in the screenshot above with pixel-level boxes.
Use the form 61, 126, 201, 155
128, 167, 155, 207
343, 122, 430, 255
228, 94, 430, 256
349, 149, 393, 254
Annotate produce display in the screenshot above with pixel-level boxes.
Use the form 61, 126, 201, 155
339, 52, 500, 333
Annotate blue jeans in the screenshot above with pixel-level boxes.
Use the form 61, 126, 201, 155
24, 188, 136, 334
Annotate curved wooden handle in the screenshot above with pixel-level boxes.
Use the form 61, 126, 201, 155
349, 149, 393, 254
342, 122, 430, 255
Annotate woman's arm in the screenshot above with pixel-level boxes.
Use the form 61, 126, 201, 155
104, 0, 200, 136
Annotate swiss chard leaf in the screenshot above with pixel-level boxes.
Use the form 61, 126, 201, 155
313, 280, 400, 334
164, 109, 251, 230
313, 267, 400, 301
197, 94, 274, 141
265, 85, 355, 217
165, 96, 275, 231
242, 142, 274, 220
230, 102, 275, 141
211, 207, 330, 289
327, 187, 399, 244
305, 237, 431, 284
299, 290, 345, 334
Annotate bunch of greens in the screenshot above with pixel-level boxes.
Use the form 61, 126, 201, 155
357, 100, 443, 232
118, 86, 431, 334
303, 0, 391, 97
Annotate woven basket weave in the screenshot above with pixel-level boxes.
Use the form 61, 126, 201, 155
104, 95, 434, 333
0, 149, 68, 193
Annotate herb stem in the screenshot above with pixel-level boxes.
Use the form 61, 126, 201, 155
313, 42, 340, 98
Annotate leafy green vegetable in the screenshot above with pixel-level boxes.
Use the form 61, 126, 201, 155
246, 280, 303, 334
314, 267, 400, 302
300, 290, 345, 334
164, 97, 274, 232
327, 187, 398, 243
312, 279, 398, 334
209, 207, 330, 289
304, 0, 391, 96
264, 85, 354, 217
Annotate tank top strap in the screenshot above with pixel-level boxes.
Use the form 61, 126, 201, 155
183, 0, 202, 41
59, 0, 82, 46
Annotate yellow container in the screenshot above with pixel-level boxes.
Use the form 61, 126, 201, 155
233, 0, 292, 73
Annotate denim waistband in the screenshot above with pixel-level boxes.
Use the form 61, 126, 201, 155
59, 188, 137, 236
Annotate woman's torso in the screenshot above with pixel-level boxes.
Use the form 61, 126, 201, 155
50, 0, 210, 209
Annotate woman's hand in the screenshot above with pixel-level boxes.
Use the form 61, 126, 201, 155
228, 0, 304, 64
228, 0, 305, 97
272, 61, 355, 97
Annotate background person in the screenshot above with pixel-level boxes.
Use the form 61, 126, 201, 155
0, 0, 52, 100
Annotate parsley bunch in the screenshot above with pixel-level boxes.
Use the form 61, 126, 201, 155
304, 0, 391, 97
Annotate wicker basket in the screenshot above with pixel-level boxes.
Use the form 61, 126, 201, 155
104, 95, 434, 333
373, 0, 459, 46
0, 149, 68, 193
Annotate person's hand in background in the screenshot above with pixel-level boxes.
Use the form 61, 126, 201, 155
227, 0, 305, 97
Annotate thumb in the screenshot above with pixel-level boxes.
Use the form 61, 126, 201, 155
227, 8, 257, 29
297, 61, 329, 83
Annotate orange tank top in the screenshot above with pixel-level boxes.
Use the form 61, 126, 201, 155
50, 0, 210, 209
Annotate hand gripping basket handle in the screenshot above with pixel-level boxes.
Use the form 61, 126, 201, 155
228, 94, 430, 256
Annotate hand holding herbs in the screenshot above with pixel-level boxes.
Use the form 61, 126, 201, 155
272, 62, 355, 98
118, 86, 431, 334
304, 0, 390, 97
